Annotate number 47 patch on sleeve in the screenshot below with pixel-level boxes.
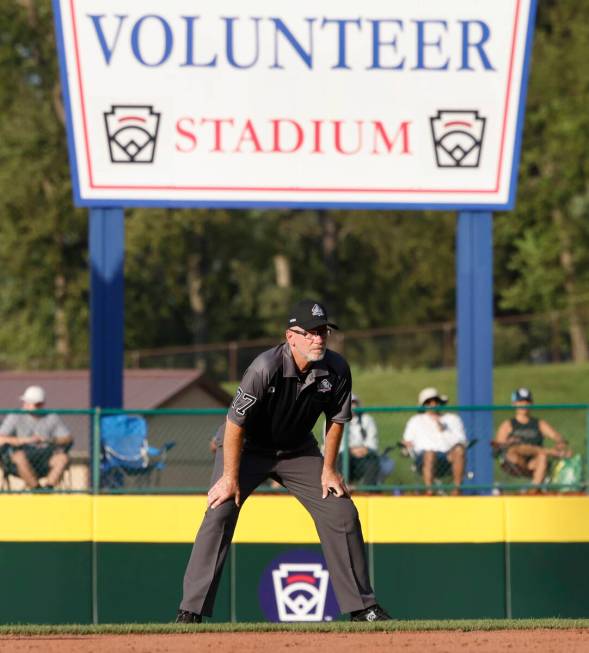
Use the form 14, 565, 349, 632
232, 387, 257, 415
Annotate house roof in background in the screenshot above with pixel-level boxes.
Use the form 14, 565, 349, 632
0, 369, 232, 409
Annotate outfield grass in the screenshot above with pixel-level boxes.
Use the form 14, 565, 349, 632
0, 619, 588, 635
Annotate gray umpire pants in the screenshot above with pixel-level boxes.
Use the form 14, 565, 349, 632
180, 444, 376, 616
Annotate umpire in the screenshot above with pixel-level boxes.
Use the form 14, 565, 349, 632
176, 299, 390, 623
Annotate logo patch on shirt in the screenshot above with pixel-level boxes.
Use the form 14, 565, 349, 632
232, 387, 257, 416
317, 379, 332, 393
311, 304, 325, 317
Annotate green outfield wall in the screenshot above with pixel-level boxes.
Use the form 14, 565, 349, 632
0, 495, 588, 623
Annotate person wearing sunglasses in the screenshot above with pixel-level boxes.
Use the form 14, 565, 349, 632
177, 299, 390, 624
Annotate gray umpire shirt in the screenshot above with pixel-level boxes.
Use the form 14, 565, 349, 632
226, 342, 352, 454
0, 413, 70, 444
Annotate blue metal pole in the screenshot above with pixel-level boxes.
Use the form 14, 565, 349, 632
457, 211, 494, 493
90, 207, 125, 409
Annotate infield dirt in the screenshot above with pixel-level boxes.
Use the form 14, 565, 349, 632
1, 630, 589, 653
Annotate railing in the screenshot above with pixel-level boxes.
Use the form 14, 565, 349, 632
0, 405, 586, 495
125, 307, 589, 382
4, 307, 588, 376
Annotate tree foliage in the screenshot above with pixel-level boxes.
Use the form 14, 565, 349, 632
0, 0, 587, 367
495, 0, 589, 358
0, 0, 87, 367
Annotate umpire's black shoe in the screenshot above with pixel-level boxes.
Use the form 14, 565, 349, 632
350, 604, 392, 622
175, 609, 202, 623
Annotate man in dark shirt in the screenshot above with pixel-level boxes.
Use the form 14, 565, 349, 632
176, 300, 390, 623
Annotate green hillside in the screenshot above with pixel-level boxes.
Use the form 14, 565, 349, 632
351, 361, 589, 406
224, 362, 589, 488
351, 362, 589, 486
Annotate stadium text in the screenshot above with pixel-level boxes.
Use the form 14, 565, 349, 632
175, 118, 412, 155
88, 15, 495, 72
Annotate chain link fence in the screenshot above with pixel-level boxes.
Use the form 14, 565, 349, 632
0, 410, 93, 492
0, 405, 586, 494
345, 404, 588, 494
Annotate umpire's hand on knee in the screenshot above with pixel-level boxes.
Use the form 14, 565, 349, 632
208, 475, 241, 509
321, 469, 348, 498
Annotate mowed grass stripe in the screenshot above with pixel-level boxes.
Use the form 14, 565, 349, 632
0, 619, 588, 635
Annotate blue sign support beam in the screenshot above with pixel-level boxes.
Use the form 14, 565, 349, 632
457, 211, 494, 492
90, 207, 125, 409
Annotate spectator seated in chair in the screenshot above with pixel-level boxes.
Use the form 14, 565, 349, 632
402, 387, 467, 496
0, 385, 72, 489
337, 394, 391, 487
493, 387, 571, 493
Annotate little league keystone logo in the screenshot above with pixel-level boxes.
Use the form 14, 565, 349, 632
259, 549, 339, 622
430, 110, 486, 168
104, 105, 160, 163
272, 563, 329, 621
311, 304, 325, 318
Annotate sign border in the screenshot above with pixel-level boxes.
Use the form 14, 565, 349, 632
52, 0, 538, 211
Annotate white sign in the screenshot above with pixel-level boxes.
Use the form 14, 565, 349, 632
53, 0, 536, 209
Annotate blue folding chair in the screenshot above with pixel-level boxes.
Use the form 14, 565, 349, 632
100, 414, 175, 489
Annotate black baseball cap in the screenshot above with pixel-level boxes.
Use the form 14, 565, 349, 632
511, 387, 533, 403
286, 299, 339, 331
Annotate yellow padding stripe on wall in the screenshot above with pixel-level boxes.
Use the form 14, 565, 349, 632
506, 497, 589, 542
94, 495, 349, 543
0, 495, 589, 543
0, 495, 93, 541
368, 496, 507, 543
95, 495, 206, 543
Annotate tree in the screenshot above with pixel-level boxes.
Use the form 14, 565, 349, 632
1, 0, 588, 372
495, 0, 589, 361
0, 0, 88, 367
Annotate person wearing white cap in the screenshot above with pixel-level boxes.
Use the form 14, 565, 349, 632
402, 387, 467, 495
0, 385, 72, 489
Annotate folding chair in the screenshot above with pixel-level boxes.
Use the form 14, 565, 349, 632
0, 443, 72, 490
398, 439, 478, 493
100, 414, 175, 489
492, 439, 563, 492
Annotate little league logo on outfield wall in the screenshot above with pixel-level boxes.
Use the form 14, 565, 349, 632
259, 549, 339, 622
